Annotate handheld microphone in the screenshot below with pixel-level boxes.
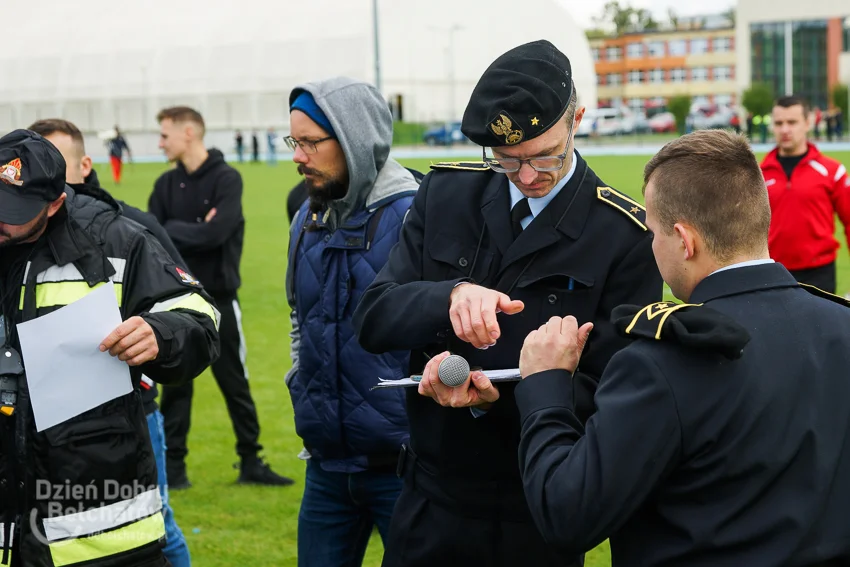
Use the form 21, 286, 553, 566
437, 355, 471, 388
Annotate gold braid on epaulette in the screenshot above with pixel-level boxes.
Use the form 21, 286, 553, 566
596, 187, 647, 230
624, 301, 703, 340
429, 161, 490, 172
799, 283, 850, 307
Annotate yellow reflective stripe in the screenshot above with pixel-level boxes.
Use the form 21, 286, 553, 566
32, 281, 123, 309
151, 292, 219, 329
48, 513, 164, 567
0, 521, 13, 566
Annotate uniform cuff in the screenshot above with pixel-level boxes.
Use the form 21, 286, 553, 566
515, 369, 575, 421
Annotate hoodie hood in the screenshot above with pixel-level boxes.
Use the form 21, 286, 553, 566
289, 77, 418, 227
178, 148, 226, 178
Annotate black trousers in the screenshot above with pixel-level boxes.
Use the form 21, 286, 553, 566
790, 261, 836, 294
160, 292, 262, 464
382, 451, 582, 567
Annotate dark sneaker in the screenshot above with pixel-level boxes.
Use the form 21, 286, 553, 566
166, 461, 192, 491
236, 456, 295, 486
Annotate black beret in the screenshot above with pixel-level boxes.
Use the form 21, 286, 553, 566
461, 39, 573, 148
0, 130, 66, 224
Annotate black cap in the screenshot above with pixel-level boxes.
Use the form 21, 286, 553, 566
0, 129, 66, 224
461, 40, 573, 148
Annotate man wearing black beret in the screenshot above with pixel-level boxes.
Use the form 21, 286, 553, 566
354, 40, 661, 566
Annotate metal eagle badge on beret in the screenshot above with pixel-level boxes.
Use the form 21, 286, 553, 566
490, 112, 524, 145
612, 301, 751, 360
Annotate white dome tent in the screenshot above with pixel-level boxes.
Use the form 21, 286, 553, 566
2, 0, 596, 158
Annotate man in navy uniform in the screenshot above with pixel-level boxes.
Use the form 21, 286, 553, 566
353, 40, 662, 566
516, 129, 850, 565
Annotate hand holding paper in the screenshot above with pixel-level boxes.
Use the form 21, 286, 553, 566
99, 316, 159, 366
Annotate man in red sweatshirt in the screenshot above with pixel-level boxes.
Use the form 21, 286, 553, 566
762, 95, 850, 293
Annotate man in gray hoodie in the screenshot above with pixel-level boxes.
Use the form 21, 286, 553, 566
284, 77, 419, 567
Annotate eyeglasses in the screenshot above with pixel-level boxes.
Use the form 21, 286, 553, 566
483, 146, 569, 173
283, 135, 335, 155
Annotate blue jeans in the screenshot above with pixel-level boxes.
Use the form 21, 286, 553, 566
298, 459, 402, 567
147, 410, 192, 567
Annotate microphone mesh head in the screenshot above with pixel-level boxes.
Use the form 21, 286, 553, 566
438, 355, 471, 388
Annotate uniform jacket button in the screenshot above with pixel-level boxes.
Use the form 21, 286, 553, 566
601, 189, 611, 197
196, 217, 202, 222
458, 257, 468, 267
548, 294, 557, 304
180, 183, 186, 188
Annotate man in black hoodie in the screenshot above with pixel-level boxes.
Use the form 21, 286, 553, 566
149, 106, 292, 488
28, 118, 195, 567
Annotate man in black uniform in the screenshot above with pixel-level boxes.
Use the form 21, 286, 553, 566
516, 129, 850, 565
149, 106, 293, 488
353, 40, 662, 567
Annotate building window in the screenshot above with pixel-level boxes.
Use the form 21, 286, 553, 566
607, 73, 622, 85
690, 67, 709, 81
671, 68, 687, 83
606, 46, 622, 61
649, 68, 664, 83
592, 47, 601, 61
627, 42, 644, 58
668, 39, 687, 56
713, 37, 732, 52
714, 66, 733, 80
648, 41, 665, 58
714, 94, 733, 106
629, 98, 645, 110
596, 74, 604, 86
691, 38, 709, 54
628, 70, 644, 84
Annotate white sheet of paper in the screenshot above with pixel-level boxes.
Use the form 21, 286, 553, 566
371, 368, 522, 390
18, 281, 132, 432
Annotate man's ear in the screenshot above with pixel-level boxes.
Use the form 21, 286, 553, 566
673, 222, 697, 260
47, 193, 67, 218
80, 155, 93, 179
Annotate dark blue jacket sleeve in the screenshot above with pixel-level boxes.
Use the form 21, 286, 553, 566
514, 348, 681, 555
353, 173, 466, 353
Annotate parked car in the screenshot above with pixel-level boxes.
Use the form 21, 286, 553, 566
688, 103, 736, 130
577, 107, 637, 137
648, 112, 676, 133
423, 122, 467, 145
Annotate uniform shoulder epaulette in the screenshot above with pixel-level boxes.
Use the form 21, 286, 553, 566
612, 301, 751, 360
799, 283, 850, 307
596, 186, 647, 231
429, 161, 490, 172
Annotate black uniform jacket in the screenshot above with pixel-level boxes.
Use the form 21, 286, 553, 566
353, 153, 662, 498
516, 262, 850, 566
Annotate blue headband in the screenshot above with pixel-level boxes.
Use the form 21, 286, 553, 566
291, 92, 336, 138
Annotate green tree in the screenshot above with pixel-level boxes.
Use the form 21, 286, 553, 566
668, 95, 692, 134
831, 83, 849, 126
742, 82, 775, 118
635, 8, 659, 31
594, 0, 635, 35
723, 7, 736, 27
667, 8, 679, 30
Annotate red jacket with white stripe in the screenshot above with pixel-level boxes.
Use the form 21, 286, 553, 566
761, 144, 850, 271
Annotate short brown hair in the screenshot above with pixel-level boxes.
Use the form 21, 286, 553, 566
643, 130, 770, 263
156, 106, 205, 135
28, 118, 86, 156
775, 95, 810, 117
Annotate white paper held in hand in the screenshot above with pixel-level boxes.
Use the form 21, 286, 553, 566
17, 281, 132, 432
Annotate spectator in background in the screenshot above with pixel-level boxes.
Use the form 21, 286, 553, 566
29, 117, 193, 567
106, 125, 131, 185
251, 130, 260, 162
267, 127, 277, 165
235, 130, 244, 162
761, 95, 850, 293
149, 106, 294, 489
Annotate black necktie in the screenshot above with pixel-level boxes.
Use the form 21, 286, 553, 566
511, 198, 531, 240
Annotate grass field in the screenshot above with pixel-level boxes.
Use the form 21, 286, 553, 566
95, 148, 850, 567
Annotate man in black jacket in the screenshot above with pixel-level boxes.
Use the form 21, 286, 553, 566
515, 129, 850, 565
0, 129, 220, 567
353, 40, 661, 567
28, 118, 194, 567
148, 106, 292, 488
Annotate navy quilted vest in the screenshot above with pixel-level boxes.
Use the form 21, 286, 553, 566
287, 194, 412, 472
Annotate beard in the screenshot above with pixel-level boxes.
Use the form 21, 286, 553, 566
0, 207, 50, 249
298, 165, 348, 215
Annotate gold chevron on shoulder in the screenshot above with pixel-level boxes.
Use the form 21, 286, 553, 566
596, 186, 647, 230
429, 161, 490, 172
